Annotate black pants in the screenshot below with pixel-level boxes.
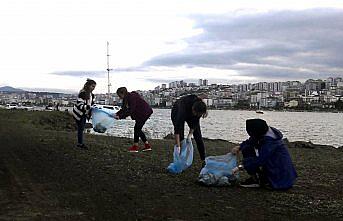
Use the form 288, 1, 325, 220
76, 116, 86, 144
241, 145, 267, 183
134, 119, 148, 143
171, 108, 206, 160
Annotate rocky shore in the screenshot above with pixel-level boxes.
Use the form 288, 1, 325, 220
0, 109, 342, 220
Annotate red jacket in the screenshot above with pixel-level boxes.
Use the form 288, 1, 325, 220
117, 92, 153, 122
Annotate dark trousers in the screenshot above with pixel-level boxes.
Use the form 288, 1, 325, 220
241, 145, 267, 182
134, 119, 148, 143
76, 116, 86, 144
171, 109, 206, 160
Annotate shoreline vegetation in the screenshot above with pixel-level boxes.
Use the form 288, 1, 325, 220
0, 109, 342, 220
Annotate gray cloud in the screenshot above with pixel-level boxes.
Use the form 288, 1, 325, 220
50, 71, 106, 77
143, 8, 343, 81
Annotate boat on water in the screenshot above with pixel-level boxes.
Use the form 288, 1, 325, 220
256, 110, 264, 114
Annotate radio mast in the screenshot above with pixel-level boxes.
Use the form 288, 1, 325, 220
106, 41, 112, 104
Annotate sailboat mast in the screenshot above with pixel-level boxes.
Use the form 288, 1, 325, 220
106, 41, 111, 104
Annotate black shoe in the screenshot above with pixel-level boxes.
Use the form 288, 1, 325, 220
240, 176, 260, 188
76, 144, 88, 150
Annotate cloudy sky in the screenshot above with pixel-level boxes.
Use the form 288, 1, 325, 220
1, 0, 343, 93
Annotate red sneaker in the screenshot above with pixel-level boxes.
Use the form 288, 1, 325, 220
141, 143, 152, 152
128, 145, 139, 153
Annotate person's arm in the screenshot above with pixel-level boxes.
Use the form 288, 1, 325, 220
116, 96, 130, 119
173, 103, 186, 153
188, 117, 200, 132
243, 140, 279, 174
232, 164, 244, 174
174, 134, 181, 153
128, 93, 138, 119
231, 145, 240, 155
187, 129, 194, 140
173, 104, 186, 139
76, 92, 89, 113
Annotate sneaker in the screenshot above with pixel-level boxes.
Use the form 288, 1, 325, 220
128, 145, 139, 153
240, 177, 260, 188
141, 143, 152, 152
76, 144, 88, 150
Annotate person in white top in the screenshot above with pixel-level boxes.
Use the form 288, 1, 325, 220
72, 79, 96, 149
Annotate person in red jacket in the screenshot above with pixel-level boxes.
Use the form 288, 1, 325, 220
115, 87, 153, 152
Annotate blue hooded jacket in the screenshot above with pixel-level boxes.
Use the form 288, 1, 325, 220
240, 127, 297, 190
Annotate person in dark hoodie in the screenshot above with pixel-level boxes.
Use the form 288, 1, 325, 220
115, 87, 153, 152
171, 94, 208, 166
72, 79, 96, 149
231, 118, 297, 190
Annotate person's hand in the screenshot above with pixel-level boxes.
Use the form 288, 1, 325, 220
232, 166, 240, 175
176, 145, 181, 155
186, 131, 193, 142
232, 165, 243, 174
186, 135, 192, 143
231, 146, 240, 155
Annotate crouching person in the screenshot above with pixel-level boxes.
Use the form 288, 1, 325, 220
231, 118, 297, 190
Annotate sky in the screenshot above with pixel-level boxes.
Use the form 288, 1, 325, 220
1, 0, 343, 94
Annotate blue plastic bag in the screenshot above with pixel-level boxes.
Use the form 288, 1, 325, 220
91, 107, 116, 133
198, 153, 239, 186
167, 138, 194, 174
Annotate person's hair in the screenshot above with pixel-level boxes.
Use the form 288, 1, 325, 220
83, 78, 96, 92
79, 78, 96, 99
246, 118, 269, 138
116, 87, 128, 97
192, 100, 208, 118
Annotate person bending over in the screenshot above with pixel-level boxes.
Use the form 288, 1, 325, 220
171, 94, 208, 166
115, 87, 153, 152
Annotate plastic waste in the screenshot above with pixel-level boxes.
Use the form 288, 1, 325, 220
91, 107, 116, 133
167, 138, 194, 174
198, 153, 239, 186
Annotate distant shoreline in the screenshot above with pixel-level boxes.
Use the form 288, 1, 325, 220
151, 106, 343, 113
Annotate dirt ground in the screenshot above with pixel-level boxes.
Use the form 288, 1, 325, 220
0, 110, 342, 220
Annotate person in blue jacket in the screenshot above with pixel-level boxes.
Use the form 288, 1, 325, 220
231, 118, 297, 190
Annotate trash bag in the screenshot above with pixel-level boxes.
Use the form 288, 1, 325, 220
167, 138, 194, 174
91, 107, 116, 133
198, 153, 239, 186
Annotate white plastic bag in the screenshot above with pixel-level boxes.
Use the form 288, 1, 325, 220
198, 153, 239, 186
91, 107, 116, 133
167, 138, 194, 174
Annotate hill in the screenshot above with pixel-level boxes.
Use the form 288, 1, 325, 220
0, 86, 25, 92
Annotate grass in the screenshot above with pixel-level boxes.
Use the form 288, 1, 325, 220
0, 109, 342, 220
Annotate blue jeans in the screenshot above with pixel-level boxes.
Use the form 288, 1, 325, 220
76, 116, 86, 144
